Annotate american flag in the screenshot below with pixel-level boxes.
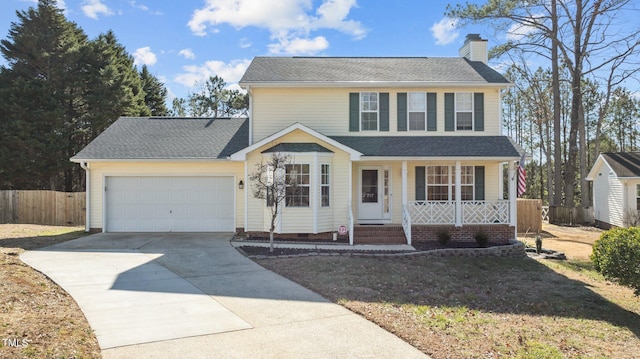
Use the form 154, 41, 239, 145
517, 153, 526, 197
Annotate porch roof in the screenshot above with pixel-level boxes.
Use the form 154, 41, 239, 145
329, 136, 523, 159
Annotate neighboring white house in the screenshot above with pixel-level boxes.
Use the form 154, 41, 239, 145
587, 152, 640, 228
71, 34, 525, 245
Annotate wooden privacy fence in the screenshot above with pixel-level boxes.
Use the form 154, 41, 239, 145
517, 199, 542, 233
0, 190, 85, 226
549, 206, 594, 226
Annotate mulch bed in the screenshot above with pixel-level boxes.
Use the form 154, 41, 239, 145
238, 240, 508, 257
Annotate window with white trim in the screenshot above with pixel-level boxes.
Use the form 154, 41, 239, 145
321, 164, 330, 207
636, 184, 640, 211
426, 165, 474, 201
285, 164, 310, 207
360, 92, 378, 131
455, 93, 473, 131
408, 92, 426, 131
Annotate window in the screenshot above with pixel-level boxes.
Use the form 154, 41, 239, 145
321, 164, 330, 207
285, 164, 310, 207
408, 92, 426, 131
361, 92, 378, 131
455, 93, 473, 131
426, 165, 474, 201
637, 184, 640, 211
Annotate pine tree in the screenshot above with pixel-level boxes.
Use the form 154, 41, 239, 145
140, 65, 169, 116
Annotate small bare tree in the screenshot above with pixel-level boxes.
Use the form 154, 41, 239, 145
249, 152, 294, 252
623, 209, 640, 228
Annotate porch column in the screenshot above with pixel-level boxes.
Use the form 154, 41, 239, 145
401, 161, 408, 206
455, 161, 462, 227
508, 160, 517, 228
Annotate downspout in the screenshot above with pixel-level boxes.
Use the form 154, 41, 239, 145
80, 162, 90, 232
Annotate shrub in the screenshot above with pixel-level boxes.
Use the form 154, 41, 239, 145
591, 227, 640, 296
436, 230, 450, 246
474, 231, 489, 247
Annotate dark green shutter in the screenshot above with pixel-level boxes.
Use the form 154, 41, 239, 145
444, 93, 454, 131
475, 166, 485, 200
416, 166, 426, 201
380, 92, 389, 131
474, 92, 484, 131
397, 93, 407, 131
427, 92, 437, 131
349, 93, 359, 132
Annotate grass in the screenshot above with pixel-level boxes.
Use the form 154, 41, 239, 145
0, 224, 100, 359
257, 255, 640, 358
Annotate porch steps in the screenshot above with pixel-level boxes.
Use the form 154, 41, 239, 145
353, 225, 407, 245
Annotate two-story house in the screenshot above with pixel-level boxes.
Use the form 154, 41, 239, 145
71, 34, 524, 245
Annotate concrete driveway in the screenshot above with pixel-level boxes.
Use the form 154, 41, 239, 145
21, 233, 427, 358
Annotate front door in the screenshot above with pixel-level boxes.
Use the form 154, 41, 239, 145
358, 167, 383, 221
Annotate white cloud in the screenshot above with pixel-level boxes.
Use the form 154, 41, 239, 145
506, 15, 543, 41
268, 36, 329, 55
133, 47, 157, 66
174, 59, 252, 88
239, 38, 252, 49
187, 0, 366, 55
82, 0, 114, 19
179, 48, 196, 59
430, 17, 459, 45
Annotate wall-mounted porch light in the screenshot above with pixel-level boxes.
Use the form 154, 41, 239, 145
238, 180, 244, 189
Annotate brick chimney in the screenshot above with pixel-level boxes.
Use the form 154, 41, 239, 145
459, 34, 488, 64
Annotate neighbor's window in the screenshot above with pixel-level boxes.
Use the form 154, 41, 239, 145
360, 92, 378, 131
427, 165, 475, 201
455, 93, 473, 131
321, 164, 330, 207
637, 184, 640, 210
408, 92, 427, 131
285, 164, 310, 207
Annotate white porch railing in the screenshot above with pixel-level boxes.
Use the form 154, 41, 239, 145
402, 204, 412, 245
462, 200, 510, 224
408, 201, 456, 224
408, 200, 510, 225
348, 200, 354, 245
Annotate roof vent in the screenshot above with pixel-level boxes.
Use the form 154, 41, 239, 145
459, 34, 488, 64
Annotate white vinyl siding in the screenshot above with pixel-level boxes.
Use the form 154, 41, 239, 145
250, 87, 502, 141
591, 162, 625, 227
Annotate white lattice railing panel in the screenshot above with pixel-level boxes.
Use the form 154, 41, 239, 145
462, 201, 510, 224
402, 205, 412, 245
409, 201, 455, 225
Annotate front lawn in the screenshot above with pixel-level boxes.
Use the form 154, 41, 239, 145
257, 255, 640, 358
0, 224, 100, 359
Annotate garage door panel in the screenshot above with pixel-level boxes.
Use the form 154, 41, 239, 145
106, 176, 234, 232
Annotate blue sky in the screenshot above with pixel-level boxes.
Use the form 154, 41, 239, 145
0, 0, 502, 101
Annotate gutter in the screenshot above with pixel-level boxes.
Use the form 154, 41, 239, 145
80, 162, 90, 232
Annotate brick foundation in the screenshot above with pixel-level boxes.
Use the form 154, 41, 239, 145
412, 224, 515, 244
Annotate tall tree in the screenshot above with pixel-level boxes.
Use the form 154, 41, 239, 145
448, 0, 640, 207
140, 65, 169, 116
0, 0, 87, 190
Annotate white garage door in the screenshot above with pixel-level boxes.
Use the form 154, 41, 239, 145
105, 176, 234, 232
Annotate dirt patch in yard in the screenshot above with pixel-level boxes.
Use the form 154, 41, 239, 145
0, 224, 100, 359
519, 222, 603, 260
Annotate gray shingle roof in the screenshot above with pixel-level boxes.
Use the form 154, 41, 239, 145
240, 57, 510, 85
71, 117, 249, 160
328, 136, 523, 157
262, 143, 333, 153
602, 152, 640, 177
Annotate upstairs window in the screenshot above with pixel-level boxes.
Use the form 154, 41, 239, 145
408, 92, 427, 131
455, 93, 473, 131
360, 92, 378, 131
